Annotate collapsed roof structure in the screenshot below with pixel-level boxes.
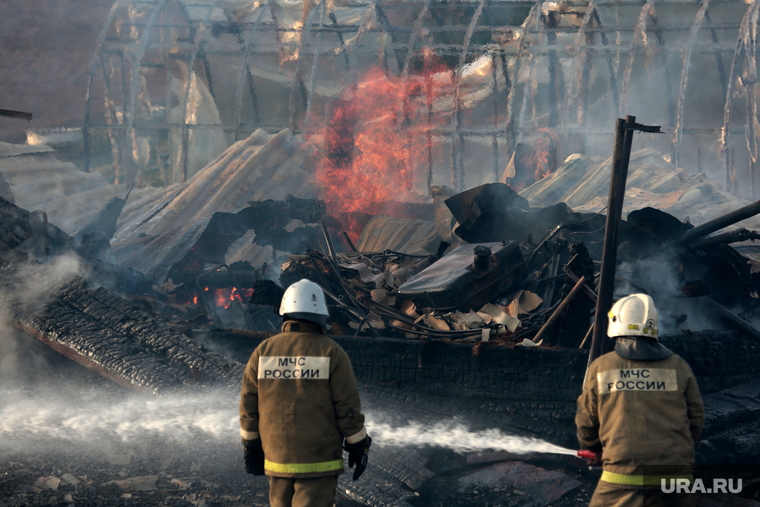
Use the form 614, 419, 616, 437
4, 1, 760, 505
83, 0, 760, 196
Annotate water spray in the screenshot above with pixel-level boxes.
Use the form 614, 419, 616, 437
0, 388, 596, 467
366, 418, 578, 456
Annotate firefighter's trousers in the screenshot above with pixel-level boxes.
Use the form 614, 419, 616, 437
268, 475, 338, 507
590, 480, 695, 507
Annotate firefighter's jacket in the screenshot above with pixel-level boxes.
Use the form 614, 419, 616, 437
239, 320, 366, 478
576, 337, 704, 484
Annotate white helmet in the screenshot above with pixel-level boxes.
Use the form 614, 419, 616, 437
607, 293, 659, 340
279, 279, 330, 328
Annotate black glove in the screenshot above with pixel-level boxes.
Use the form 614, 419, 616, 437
343, 436, 372, 481
242, 438, 265, 475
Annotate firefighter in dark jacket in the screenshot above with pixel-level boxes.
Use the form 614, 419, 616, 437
576, 293, 704, 507
240, 279, 372, 507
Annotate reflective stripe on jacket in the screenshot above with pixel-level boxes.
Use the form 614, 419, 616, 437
239, 320, 366, 478
575, 348, 704, 481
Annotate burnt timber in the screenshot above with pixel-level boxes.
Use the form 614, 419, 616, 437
2, 278, 243, 395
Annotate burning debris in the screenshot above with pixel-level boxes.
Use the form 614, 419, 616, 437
6, 0, 760, 502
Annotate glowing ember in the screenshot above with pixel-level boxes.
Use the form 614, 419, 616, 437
314, 58, 452, 240
212, 287, 254, 309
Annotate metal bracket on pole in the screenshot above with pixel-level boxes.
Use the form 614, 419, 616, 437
623, 122, 661, 133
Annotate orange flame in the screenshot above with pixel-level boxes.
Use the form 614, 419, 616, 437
313, 56, 452, 239
507, 129, 558, 191
212, 287, 254, 309
529, 129, 557, 181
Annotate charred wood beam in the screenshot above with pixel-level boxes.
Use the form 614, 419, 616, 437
579, 323, 594, 349
4, 277, 243, 394
590, 118, 631, 363
0, 108, 33, 121
689, 228, 760, 250
562, 266, 597, 303
676, 198, 760, 245
704, 297, 760, 345
533, 275, 587, 345
12, 319, 147, 392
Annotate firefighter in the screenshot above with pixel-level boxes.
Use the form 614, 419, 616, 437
239, 278, 371, 507
576, 294, 704, 507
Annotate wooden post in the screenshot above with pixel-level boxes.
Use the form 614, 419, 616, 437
589, 116, 660, 364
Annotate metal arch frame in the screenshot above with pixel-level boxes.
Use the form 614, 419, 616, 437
620, 1, 657, 113
570, 1, 620, 126
571, 1, 598, 126
304, 1, 329, 125
722, 0, 760, 193
175, 1, 223, 183
673, 0, 711, 168
524, 0, 548, 131
346, 4, 380, 79
288, 0, 328, 132
399, 0, 432, 78
398, 0, 432, 192
450, 0, 486, 191
503, 2, 540, 159
125, 0, 171, 186
233, 0, 271, 142
83, 0, 760, 200
84, 0, 130, 174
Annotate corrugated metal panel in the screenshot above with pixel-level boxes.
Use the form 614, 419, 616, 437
116, 128, 319, 242
111, 129, 321, 282
519, 149, 760, 234
0, 142, 53, 158
0, 145, 118, 235
356, 216, 441, 254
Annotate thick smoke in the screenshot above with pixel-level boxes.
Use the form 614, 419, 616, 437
616, 253, 723, 334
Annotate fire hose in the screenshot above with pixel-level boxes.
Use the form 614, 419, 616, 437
577, 450, 602, 471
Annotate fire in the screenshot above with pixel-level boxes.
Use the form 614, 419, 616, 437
507, 129, 559, 191
313, 56, 452, 240
528, 129, 558, 182
212, 287, 254, 309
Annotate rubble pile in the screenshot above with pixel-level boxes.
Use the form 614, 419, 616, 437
3, 127, 760, 506
266, 173, 760, 349
0, 197, 242, 395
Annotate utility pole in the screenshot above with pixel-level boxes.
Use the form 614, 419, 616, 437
589, 115, 660, 365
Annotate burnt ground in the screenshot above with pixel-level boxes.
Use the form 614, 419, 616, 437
2, 319, 759, 507
0, 449, 595, 507
0, 0, 114, 143
0, 329, 596, 507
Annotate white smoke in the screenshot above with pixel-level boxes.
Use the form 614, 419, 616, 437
0, 254, 86, 381
617, 253, 723, 334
